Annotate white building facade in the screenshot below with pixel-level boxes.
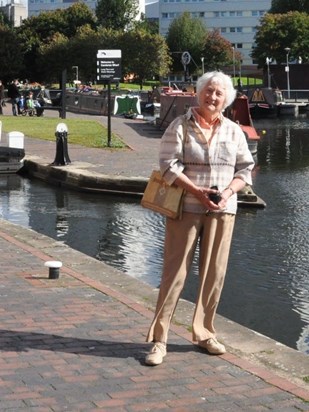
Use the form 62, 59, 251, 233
28, 0, 145, 18
1, 0, 27, 26
159, 0, 271, 66
28, 0, 95, 16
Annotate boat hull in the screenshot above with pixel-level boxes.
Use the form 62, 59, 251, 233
0, 147, 25, 174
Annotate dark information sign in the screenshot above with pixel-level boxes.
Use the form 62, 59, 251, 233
96, 49, 122, 82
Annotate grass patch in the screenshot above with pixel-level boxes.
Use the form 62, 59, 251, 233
0, 116, 126, 149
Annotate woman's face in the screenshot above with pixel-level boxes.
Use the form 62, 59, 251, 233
199, 80, 226, 116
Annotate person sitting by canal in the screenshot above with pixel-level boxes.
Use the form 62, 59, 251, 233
145, 71, 255, 366
26, 91, 42, 115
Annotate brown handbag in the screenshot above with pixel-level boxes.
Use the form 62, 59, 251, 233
141, 116, 187, 219
141, 170, 185, 219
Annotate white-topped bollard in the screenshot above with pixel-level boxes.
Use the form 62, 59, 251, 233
52, 123, 71, 166
44, 261, 62, 279
8, 131, 24, 149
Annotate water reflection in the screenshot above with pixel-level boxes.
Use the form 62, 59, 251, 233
0, 116, 308, 354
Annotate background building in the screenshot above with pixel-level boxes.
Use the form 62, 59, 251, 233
1, 0, 27, 26
159, 0, 271, 66
28, 0, 145, 17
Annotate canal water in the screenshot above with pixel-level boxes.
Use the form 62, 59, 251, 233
0, 116, 308, 354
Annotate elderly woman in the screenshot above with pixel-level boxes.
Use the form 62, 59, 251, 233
145, 71, 255, 366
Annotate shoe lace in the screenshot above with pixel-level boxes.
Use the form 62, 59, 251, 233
151, 343, 165, 353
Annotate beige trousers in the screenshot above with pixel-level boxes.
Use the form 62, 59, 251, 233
146, 212, 235, 344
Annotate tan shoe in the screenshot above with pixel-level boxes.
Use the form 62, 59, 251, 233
145, 342, 167, 366
198, 338, 226, 355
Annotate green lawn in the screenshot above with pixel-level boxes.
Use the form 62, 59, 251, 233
0, 116, 126, 149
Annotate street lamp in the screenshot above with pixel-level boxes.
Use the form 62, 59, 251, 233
284, 48, 290, 99
232, 46, 236, 86
266, 57, 272, 88
72, 66, 79, 82
201, 57, 204, 74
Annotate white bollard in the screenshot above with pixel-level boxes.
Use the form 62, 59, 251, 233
44, 261, 62, 279
8, 131, 24, 149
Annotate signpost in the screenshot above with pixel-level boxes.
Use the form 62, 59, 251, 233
96, 50, 122, 147
181, 51, 191, 82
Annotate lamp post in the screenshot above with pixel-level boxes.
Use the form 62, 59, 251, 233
201, 57, 204, 74
72, 66, 79, 82
284, 48, 290, 99
232, 46, 236, 86
266, 57, 272, 88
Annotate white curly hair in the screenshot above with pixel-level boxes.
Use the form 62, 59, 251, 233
196, 71, 236, 109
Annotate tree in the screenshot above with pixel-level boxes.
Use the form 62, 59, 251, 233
96, 0, 139, 30
121, 29, 171, 88
62, 3, 97, 36
166, 12, 207, 74
17, 3, 96, 44
202, 29, 240, 72
133, 14, 159, 35
270, 0, 309, 13
252, 12, 309, 67
68, 27, 121, 83
0, 25, 24, 83
37, 33, 70, 83
16, 3, 96, 81
0, 10, 11, 27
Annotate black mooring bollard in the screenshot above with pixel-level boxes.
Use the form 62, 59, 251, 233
44, 261, 62, 279
51, 123, 71, 166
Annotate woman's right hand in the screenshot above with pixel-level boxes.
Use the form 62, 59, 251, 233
174, 174, 223, 211
195, 187, 222, 211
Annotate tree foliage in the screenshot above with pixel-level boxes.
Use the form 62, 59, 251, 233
3, 1, 240, 86
17, 3, 95, 44
270, 0, 309, 13
15, 3, 96, 81
35, 26, 170, 87
0, 11, 11, 27
252, 12, 309, 66
37, 33, 70, 83
133, 14, 159, 35
166, 12, 235, 75
121, 30, 171, 87
203, 29, 241, 72
166, 12, 207, 73
0, 25, 24, 83
96, 0, 139, 30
